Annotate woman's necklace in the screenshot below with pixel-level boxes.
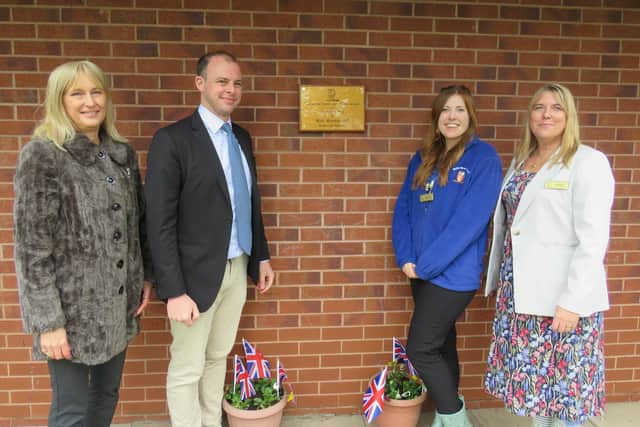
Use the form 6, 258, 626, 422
525, 147, 556, 172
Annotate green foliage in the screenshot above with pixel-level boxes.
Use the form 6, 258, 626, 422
384, 360, 424, 400
224, 377, 284, 410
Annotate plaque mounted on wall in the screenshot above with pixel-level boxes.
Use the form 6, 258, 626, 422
299, 85, 365, 132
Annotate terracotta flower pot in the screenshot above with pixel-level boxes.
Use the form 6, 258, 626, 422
223, 397, 287, 427
375, 392, 426, 427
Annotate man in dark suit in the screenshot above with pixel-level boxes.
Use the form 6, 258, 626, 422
145, 51, 274, 427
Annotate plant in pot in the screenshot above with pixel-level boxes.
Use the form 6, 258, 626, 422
223, 339, 294, 427
363, 337, 426, 427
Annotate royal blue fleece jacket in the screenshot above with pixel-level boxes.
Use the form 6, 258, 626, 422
392, 136, 503, 292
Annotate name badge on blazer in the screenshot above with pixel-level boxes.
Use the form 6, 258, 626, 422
544, 180, 569, 190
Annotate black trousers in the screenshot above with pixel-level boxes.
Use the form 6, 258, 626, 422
47, 349, 126, 427
406, 279, 476, 414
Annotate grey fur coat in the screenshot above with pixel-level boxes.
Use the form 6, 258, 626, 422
14, 133, 151, 365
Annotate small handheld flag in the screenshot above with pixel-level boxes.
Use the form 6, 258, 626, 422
234, 354, 256, 400
243, 338, 271, 379
393, 337, 420, 378
277, 358, 288, 387
363, 367, 387, 424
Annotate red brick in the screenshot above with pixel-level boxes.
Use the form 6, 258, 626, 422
539, 67, 580, 82
458, 35, 499, 50
584, 9, 622, 23
580, 39, 620, 54
88, 25, 135, 41
541, 38, 580, 52
561, 54, 600, 68
603, 55, 639, 69
521, 21, 562, 36
300, 313, 342, 328
324, 30, 367, 45
324, 0, 367, 14
389, 17, 434, 33
370, 1, 412, 15
297, 13, 341, 28
603, 24, 640, 39
341, 281, 386, 298
38, 23, 85, 40
622, 39, 640, 54
277, 242, 320, 257
136, 0, 181, 8
621, 69, 640, 84
500, 6, 540, 20
345, 15, 388, 30
0, 41, 9, 56
14, 41, 61, 56
13, 7, 59, 22
478, 20, 519, 35
300, 285, 342, 299
370, 32, 412, 48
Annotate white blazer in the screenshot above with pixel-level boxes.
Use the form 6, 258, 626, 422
484, 145, 615, 317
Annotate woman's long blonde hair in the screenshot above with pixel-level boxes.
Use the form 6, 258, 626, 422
412, 85, 478, 188
32, 60, 125, 148
515, 83, 580, 167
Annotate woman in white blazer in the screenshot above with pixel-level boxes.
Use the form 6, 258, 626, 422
483, 84, 614, 427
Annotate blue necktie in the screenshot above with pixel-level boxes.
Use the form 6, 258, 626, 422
222, 122, 252, 254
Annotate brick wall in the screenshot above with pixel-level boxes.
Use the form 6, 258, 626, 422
0, 1, 639, 425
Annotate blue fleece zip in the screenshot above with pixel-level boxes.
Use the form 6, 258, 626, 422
392, 136, 503, 292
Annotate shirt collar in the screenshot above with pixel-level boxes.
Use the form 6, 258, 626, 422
197, 105, 231, 134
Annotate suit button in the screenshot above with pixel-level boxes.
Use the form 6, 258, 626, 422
118, 286, 124, 295
97, 151, 106, 159
113, 230, 122, 241
512, 229, 520, 236
116, 259, 124, 268
106, 176, 115, 184
112, 202, 121, 211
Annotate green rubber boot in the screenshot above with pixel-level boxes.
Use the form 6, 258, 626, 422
431, 411, 443, 427
438, 396, 473, 427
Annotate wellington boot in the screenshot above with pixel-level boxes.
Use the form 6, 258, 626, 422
431, 411, 443, 427
438, 396, 473, 427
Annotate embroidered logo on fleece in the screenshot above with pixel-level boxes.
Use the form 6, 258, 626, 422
451, 166, 470, 184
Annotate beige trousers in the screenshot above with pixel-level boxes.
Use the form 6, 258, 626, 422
166, 255, 248, 427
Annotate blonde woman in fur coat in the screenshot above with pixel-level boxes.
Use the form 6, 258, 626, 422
14, 60, 152, 427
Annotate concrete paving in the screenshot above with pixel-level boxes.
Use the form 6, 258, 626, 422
110, 400, 640, 426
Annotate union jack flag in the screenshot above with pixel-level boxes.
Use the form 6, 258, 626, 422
234, 354, 255, 400
393, 337, 419, 378
362, 367, 387, 424
277, 358, 288, 386
405, 359, 419, 378
393, 336, 408, 362
243, 338, 271, 379
275, 358, 296, 404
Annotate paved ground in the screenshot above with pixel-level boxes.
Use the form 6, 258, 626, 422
110, 400, 640, 426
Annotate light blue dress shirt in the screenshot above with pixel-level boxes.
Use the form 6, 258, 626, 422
198, 105, 252, 259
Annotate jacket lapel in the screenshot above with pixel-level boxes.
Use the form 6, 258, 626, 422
190, 112, 231, 204
513, 161, 565, 224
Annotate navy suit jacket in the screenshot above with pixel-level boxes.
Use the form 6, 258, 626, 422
145, 110, 270, 312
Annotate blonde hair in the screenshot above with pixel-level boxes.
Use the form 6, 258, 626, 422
412, 85, 478, 188
32, 60, 125, 148
515, 83, 580, 167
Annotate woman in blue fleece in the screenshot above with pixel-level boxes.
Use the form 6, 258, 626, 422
392, 85, 502, 427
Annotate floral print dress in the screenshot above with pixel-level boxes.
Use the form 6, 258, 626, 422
484, 170, 606, 424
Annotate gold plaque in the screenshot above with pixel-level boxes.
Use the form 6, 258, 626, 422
299, 85, 365, 132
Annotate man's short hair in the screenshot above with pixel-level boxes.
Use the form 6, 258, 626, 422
197, 50, 238, 78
